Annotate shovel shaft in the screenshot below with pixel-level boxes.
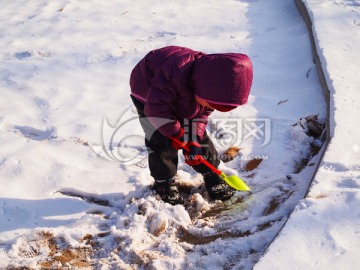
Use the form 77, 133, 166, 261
198, 156, 222, 175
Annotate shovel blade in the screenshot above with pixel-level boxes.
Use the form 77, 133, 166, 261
219, 173, 251, 191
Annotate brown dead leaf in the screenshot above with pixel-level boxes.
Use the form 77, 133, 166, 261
221, 146, 241, 163
245, 158, 263, 171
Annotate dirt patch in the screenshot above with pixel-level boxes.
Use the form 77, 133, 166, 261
41, 247, 92, 268
293, 114, 326, 173
263, 190, 294, 216
199, 196, 246, 219
308, 193, 329, 199
178, 218, 281, 246
14, 231, 93, 269
294, 142, 322, 174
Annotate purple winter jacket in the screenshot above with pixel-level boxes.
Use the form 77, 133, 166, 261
130, 46, 253, 139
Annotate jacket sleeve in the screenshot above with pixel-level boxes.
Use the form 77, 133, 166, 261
194, 107, 213, 140
143, 68, 181, 137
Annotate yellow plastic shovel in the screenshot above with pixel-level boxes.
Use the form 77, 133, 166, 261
198, 156, 251, 191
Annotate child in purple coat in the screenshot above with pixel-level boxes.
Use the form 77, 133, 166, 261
130, 46, 253, 205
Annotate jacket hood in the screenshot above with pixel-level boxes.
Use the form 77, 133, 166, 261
192, 53, 253, 106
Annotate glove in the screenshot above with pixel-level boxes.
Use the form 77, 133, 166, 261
183, 141, 202, 166
169, 128, 202, 166
169, 128, 203, 166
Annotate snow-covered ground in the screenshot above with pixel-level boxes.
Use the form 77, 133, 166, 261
0, 0, 358, 269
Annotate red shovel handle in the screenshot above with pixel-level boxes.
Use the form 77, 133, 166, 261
171, 137, 222, 175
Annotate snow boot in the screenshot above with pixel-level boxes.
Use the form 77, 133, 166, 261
153, 177, 184, 205
203, 172, 234, 201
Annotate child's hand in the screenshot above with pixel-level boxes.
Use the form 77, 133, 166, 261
183, 141, 202, 166
169, 128, 203, 166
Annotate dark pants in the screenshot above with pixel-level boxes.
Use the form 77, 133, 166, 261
131, 95, 220, 180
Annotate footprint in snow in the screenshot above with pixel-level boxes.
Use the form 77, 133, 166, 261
338, 178, 360, 189
14, 51, 32, 60
12, 125, 57, 141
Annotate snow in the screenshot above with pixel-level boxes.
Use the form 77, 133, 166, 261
255, 0, 360, 269
0, 0, 358, 269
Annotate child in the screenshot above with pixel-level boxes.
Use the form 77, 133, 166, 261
130, 46, 253, 205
